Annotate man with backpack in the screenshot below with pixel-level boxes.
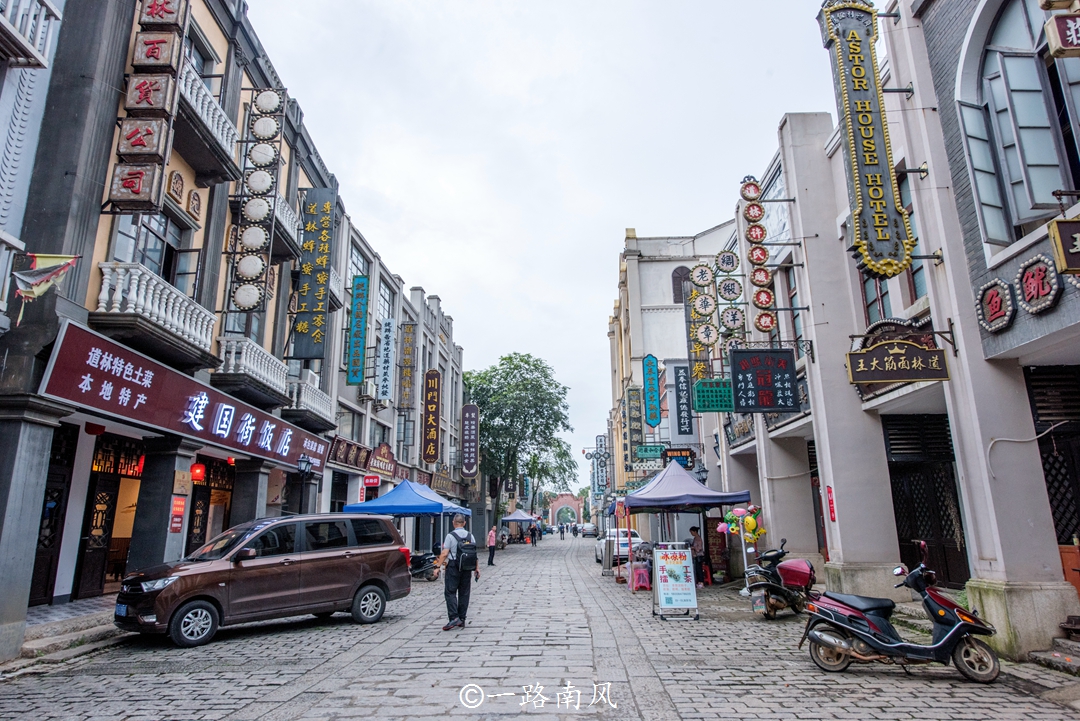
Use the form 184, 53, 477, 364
434, 514, 479, 631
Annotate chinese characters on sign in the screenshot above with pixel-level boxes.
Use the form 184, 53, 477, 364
1015, 254, 1063, 314
329, 436, 371, 471
654, 548, 698, 610
674, 365, 694, 435
1048, 219, 1080, 274
692, 377, 734, 413
642, 355, 661, 428
294, 188, 336, 358
730, 349, 798, 413
399, 322, 417, 404
368, 442, 397, 477
347, 276, 369, 386
625, 387, 643, 461
976, 278, 1017, 333
422, 370, 442, 464
1045, 14, 1080, 58
846, 341, 950, 385
819, 2, 915, 279
683, 282, 713, 382
662, 447, 695, 470
376, 318, 396, 401
42, 322, 329, 469
594, 434, 608, 491
461, 404, 480, 479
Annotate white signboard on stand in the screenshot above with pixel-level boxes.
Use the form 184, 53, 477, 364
652, 544, 698, 620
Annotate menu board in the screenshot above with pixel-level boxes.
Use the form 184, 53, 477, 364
730, 349, 798, 413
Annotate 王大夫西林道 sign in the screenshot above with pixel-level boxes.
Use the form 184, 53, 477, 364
730, 349, 798, 413
346, 276, 369, 386
642, 355, 661, 428
654, 548, 698, 610
293, 187, 337, 359
819, 1, 915, 279
422, 370, 442, 464
846, 340, 949, 385
40, 321, 329, 470
461, 404, 479, 479
376, 318, 396, 400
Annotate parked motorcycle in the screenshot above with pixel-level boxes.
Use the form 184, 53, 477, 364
410, 551, 438, 581
745, 538, 815, 619
798, 542, 999, 683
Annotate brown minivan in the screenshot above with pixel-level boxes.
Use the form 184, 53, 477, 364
114, 513, 411, 647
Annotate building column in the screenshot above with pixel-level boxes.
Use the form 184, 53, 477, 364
127, 437, 201, 573
231, 459, 273, 524
0, 395, 73, 662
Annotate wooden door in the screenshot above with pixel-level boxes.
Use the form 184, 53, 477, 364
28, 423, 79, 606
185, 483, 211, 556
72, 474, 121, 599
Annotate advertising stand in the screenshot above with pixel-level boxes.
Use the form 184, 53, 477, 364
651, 542, 698, 621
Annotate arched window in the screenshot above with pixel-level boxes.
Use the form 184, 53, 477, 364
672, 266, 691, 304
959, 0, 1080, 245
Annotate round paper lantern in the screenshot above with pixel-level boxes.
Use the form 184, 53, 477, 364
248, 142, 277, 167
232, 283, 262, 311
254, 89, 282, 114
245, 170, 274, 195
240, 225, 269, 251
251, 116, 280, 140
243, 197, 270, 222
236, 254, 266, 280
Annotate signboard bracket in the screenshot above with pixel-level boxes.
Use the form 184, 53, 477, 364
848, 321, 958, 357
882, 82, 915, 100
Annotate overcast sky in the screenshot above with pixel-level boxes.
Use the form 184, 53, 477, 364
248, 1, 838, 491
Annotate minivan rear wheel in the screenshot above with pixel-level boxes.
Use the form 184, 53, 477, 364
351, 585, 386, 624
169, 600, 218, 647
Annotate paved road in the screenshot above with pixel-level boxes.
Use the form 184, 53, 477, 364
1, 536, 1079, 720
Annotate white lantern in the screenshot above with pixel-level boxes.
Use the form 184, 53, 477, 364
232, 283, 262, 311
243, 197, 270, 222
236, 254, 266, 280
251, 116, 279, 140
248, 143, 277, 167
254, 90, 282, 114
245, 169, 274, 195
239, 225, 269, 251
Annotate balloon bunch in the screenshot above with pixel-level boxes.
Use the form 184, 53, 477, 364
716, 505, 767, 544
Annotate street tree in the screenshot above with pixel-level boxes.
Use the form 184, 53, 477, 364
524, 437, 578, 514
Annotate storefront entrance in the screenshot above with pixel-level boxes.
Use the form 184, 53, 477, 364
185, 456, 234, 555
28, 423, 80, 606
882, 414, 970, 589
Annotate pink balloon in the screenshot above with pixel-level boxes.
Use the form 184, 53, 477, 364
732, 508, 747, 517
717, 522, 729, 534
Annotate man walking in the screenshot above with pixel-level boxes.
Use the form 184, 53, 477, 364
434, 514, 479, 630
487, 525, 497, 566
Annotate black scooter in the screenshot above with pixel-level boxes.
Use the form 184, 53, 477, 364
798, 542, 999, 683
410, 542, 439, 581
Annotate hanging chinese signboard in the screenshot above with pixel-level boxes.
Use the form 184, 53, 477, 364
422, 370, 442, 463
293, 187, 336, 358
626, 386, 644, 458
461, 404, 480, 479
662, 447, 696, 470
1048, 219, 1080, 274
41, 321, 329, 470
1046, 13, 1080, 58
328, 436, 372, 471
683, 282, 713, 382
730, 348, 798, 413
819, 0, 916, 279
692, 377, 734, 413
595, 434, 608, 490
376, 318, 396, 401
1015, 254, 1063, 314
674, 365, 694, 435
367, 442, 397, 477
346, 276, 369, 385
975, 278, 1016, 333
849, 318, 941, 398
399, 322, 417, 404
846, 340, 949, 384
635, 445, 665, 460
642, 354, 661, 428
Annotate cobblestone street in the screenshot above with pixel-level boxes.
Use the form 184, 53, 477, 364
2, 537, 1079, 720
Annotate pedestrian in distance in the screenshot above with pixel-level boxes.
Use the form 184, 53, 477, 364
434, 514, 479, 631
529, 524, 538, 546
487, 525, 497, 566
559, 523, 565, 540
689, 526, 705, 589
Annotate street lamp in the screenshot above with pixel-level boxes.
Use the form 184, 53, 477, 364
297, 454, 314, 478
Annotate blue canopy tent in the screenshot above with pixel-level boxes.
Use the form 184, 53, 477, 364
342, 479, 470, 516
622, 462, 750, 514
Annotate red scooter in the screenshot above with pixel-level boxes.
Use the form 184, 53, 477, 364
745, 538, 815, 619
798, 543, 999, 683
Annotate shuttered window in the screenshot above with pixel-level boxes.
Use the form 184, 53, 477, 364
1025, 366, 1080, 431
881, 415, 955, 463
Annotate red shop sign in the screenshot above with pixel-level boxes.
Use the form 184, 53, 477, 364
363, 475, 381, 488
170, 496, 186, 533
826, 485, 836, 522
40, 322, 330, 470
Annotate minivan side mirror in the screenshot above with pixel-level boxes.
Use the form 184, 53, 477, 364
234, 548, 257, 562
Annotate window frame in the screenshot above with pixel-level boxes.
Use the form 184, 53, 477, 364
671, 267, 691, 305
862, 273, 892, 327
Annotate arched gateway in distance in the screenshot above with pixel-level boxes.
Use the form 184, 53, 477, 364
548, 493, 583, 526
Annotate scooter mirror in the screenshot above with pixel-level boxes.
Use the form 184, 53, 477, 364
892, 565, 907, 577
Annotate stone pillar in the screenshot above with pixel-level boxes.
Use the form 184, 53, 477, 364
756, 435, 822, 568
0, 395, 73, 662
128, 437, 201, 573
231, 459, 273, 525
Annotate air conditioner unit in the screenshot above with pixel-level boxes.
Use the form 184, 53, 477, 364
358, 380, 376, 401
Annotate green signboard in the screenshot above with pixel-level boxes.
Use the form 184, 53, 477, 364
635, 444, 665, 460
693, 378, 734, 412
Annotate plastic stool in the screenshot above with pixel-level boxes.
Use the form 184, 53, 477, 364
632, 565, 651, 591
701, 563, 712, 586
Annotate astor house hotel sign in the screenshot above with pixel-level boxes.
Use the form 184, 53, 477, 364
819, 0, 915, 279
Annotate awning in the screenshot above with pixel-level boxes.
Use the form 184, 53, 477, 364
342, 479, 470, 517
501, 509, 538, 525
622, 462, 751, 514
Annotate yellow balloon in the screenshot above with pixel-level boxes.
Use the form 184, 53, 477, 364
744, 516, 757, 532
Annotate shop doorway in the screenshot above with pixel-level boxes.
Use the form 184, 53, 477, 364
882, 414, 970, 589
72, 434, 143, 599
185, 456, 234, 555
28, 423, 80, 606
1026, 367, 1080, 544
807, 441, 829, 562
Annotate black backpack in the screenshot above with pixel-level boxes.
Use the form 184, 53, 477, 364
453, 529, 478, 572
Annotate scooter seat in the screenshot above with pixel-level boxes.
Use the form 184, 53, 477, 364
824, 591, 896, 614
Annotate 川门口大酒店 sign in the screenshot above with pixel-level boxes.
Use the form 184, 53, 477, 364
40, 321, 330, 470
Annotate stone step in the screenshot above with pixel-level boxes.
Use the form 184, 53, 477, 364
23, 611, 114, 642
893, 602, 928, 620
1052, 636, 1080, 656
1031, 650, 1080, 677
20, 623, 124, 659
892, 615, 935, 635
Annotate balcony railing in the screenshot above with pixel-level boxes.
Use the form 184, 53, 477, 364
274, 192, 300, 245
217, 336, 288, 396
0, 229, 25, 334
95, 262, 215, 355
177, 60, 238, 165
286, 378, 335, 425
0, 0, 61, 68
328, 264, 343, 309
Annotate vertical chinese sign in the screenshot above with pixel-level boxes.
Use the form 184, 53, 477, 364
819, 0, 915, 278
294, 188, 336, 359
376, 318, 396, 401
730, 349, 798, 414
399, 322, 417, 405
674, 366, 694, 436
682, 281, 713, 382
626, 386, 643, 461
422, 370, 442, 464
642, 354, 661, 428
595, 433, 608, 493
346, 276, 369, 386
460, 404, 479, 479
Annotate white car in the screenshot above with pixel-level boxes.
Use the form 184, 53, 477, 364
594, 529, 642, 563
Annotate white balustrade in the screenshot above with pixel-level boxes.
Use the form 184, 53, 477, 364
178, 60, 239, 162
287, 378, 334, 424
216, 336, 288, 395
0, 0, 61, 68
328, 264, 342, 301
274, 192, 300, 246
95, 262, 215, 354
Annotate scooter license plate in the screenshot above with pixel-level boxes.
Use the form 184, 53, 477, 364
751, 593, 766, 613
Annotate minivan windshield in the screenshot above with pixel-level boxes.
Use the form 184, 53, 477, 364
184, 521, 262, 561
